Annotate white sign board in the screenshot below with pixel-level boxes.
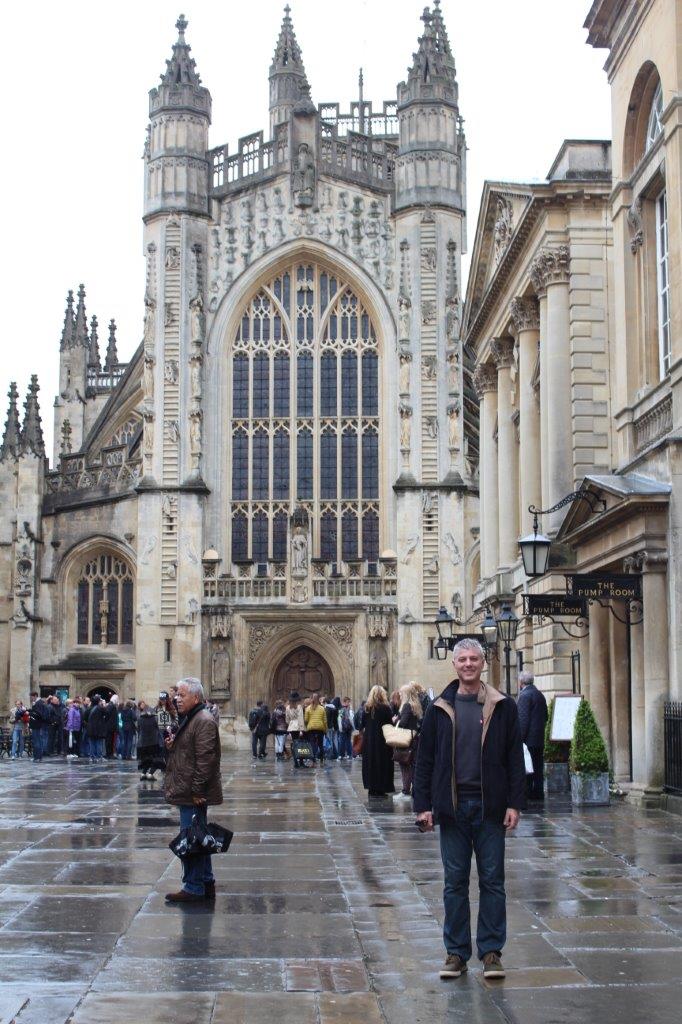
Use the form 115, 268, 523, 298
550, 695, 583, 742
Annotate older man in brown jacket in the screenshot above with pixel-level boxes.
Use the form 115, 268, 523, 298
164, 678, 223, 904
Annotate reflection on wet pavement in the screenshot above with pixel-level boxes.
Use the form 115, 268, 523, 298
0, 755, 681, 1022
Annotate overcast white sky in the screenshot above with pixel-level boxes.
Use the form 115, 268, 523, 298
3, 0, 611, 457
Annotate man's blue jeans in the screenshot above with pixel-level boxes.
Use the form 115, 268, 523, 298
439, 796, 506, 961
179, 804, 214, 896
90, 737, 105, 760
11, 726, 24, 757
31, 728, 47, 761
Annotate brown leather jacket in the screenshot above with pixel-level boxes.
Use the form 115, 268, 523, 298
164, 705, 223, 807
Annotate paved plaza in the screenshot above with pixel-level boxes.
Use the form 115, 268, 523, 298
0, 755, 681, 1023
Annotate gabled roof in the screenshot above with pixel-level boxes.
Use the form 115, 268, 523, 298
557, 473, 671, 543
82, 344, 143, 457
463, 181, 535, 339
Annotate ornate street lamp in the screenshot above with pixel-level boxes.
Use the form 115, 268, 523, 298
481, 607, 499, 648
496, 602, 519, 696
519, 512, 551, 578
435, 606, 455, 643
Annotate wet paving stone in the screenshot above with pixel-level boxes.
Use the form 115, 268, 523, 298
2, 754, 682, 1021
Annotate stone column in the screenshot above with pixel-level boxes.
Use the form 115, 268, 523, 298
510, 297, 541, 535
629, 614, 645, 785
608, 612, 630, 781
473, 363, 498, 579
588, 601, 611, 753
531, 246, 571, 533
641, 552, 669, 788
491, 337, 518, 569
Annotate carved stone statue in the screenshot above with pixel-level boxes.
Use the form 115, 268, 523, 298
398, 293, 412, 344
212, 643, 231, 696
399, 403, 412, 450
189, 295, 205, 346
493, 196, 513, 264
164, 361, 179, 385
291, 527, 308, 578
189, 413, 202, 455
143, 415, 154, 455
370, 640, 389, 690
445, 295, 461, 342
447, 402, 460, 449
426, 416, 438, 439
293, 143, 316, 207
446, 349, 459, 392
143, 356, 155, 404
399, 349, 412, 394
143, 296, 156, 354
167, 420, 180, 445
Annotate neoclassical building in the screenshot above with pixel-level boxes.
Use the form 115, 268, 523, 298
464, 0, 682, 796
0, 5, 478, 724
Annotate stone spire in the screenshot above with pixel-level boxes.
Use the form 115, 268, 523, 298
104, 319, 119, 372
149, 14, 211, 117
20, 376, 45, 458
0, 382, 21, 460
400, 0, 457, 106
269, 5, 313, 134
73, 284, 89, 348
59, 290, 75, 351
88, 315, 101, 370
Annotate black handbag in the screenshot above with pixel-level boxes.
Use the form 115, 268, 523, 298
292, 737, 315, 761
169, 813, 233, 859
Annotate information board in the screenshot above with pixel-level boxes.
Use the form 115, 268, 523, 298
550, 694, 583, 742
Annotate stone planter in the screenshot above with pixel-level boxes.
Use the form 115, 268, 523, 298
570, 771, 610, 806
545, 762, 570, 796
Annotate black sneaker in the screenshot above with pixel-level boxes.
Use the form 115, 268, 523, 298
440, 954, 467, 979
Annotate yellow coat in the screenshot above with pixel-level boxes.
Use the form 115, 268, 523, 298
304, 705, 328, 732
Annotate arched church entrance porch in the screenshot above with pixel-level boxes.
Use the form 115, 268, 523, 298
271, 646, 333, 703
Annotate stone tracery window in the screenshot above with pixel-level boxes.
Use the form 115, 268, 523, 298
229, 261, 380, 564
77, 554, 134, 646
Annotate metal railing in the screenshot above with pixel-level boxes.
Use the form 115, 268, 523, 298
664, 702, 682, 795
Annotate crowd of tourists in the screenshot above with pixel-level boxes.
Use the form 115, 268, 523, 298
5, 689, 220, 777
246, 681, 432, 798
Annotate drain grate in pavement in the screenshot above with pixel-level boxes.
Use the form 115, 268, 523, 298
328, 819, 365, 826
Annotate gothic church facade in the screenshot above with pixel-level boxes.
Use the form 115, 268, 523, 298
0, 5, 478, 725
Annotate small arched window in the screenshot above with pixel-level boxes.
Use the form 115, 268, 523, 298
645, 81, 663, 152
77, 554, 134, 646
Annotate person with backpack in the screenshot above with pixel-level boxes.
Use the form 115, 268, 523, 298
270, 701, 288, 760
248, 701, 269, 759
337, 697, 355, 760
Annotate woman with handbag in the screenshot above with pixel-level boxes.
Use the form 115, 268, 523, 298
361, 686, 395, 797
394, 682, 423, 797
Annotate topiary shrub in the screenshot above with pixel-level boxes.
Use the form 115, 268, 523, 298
569, 699, 609, 774
544, 698, 569, 763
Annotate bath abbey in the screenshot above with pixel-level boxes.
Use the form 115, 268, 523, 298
0, 4, 478, 722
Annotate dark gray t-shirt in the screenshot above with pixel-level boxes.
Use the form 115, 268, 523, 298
454, 692, 483, 796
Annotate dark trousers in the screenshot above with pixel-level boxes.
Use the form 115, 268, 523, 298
252, 732, 267, 757
179, 804, 214, 896
338, 732, 353, 758
439, 797, 506, 961
31, 728, 47, 761
526, 745, 544, 800
121, 731, 135, 760
308, 730, 325, 762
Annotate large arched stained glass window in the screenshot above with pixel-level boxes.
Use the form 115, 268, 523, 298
229, 261, 380, 564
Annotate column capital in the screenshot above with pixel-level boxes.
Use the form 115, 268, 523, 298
625, 549, 668, 574
509, 295, 540, 333
491, 337, 515, 370
529, 244, 570, 295
472, 362, 498, 398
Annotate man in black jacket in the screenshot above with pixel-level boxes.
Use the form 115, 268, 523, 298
517, 671, 548, 801
413, 639, 524, 982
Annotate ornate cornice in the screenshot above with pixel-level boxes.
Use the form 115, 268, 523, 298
529, 245, 570, 295
509, 296, 540, 333
472, 363, 498, 398
490, 337, 515, 370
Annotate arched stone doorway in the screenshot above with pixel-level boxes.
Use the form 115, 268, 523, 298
86, 684, 118, 702
272, 646, 333, 703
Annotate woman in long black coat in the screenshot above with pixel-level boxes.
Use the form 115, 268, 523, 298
361, 686, 395, 796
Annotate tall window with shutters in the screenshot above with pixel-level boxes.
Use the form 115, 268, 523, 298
229, 262, 381, 564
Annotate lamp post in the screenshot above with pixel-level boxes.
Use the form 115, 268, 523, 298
433, 606, 491, 661
496, 602, 519, 696
519, 490, 606, 578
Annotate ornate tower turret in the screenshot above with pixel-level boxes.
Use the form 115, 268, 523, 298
269, 5, 312, 135
395, 0, 466, 213
54, 285, 90, 462
145, 14, 212, 220
20, 376, 45, 459
0, 383, 21, 462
